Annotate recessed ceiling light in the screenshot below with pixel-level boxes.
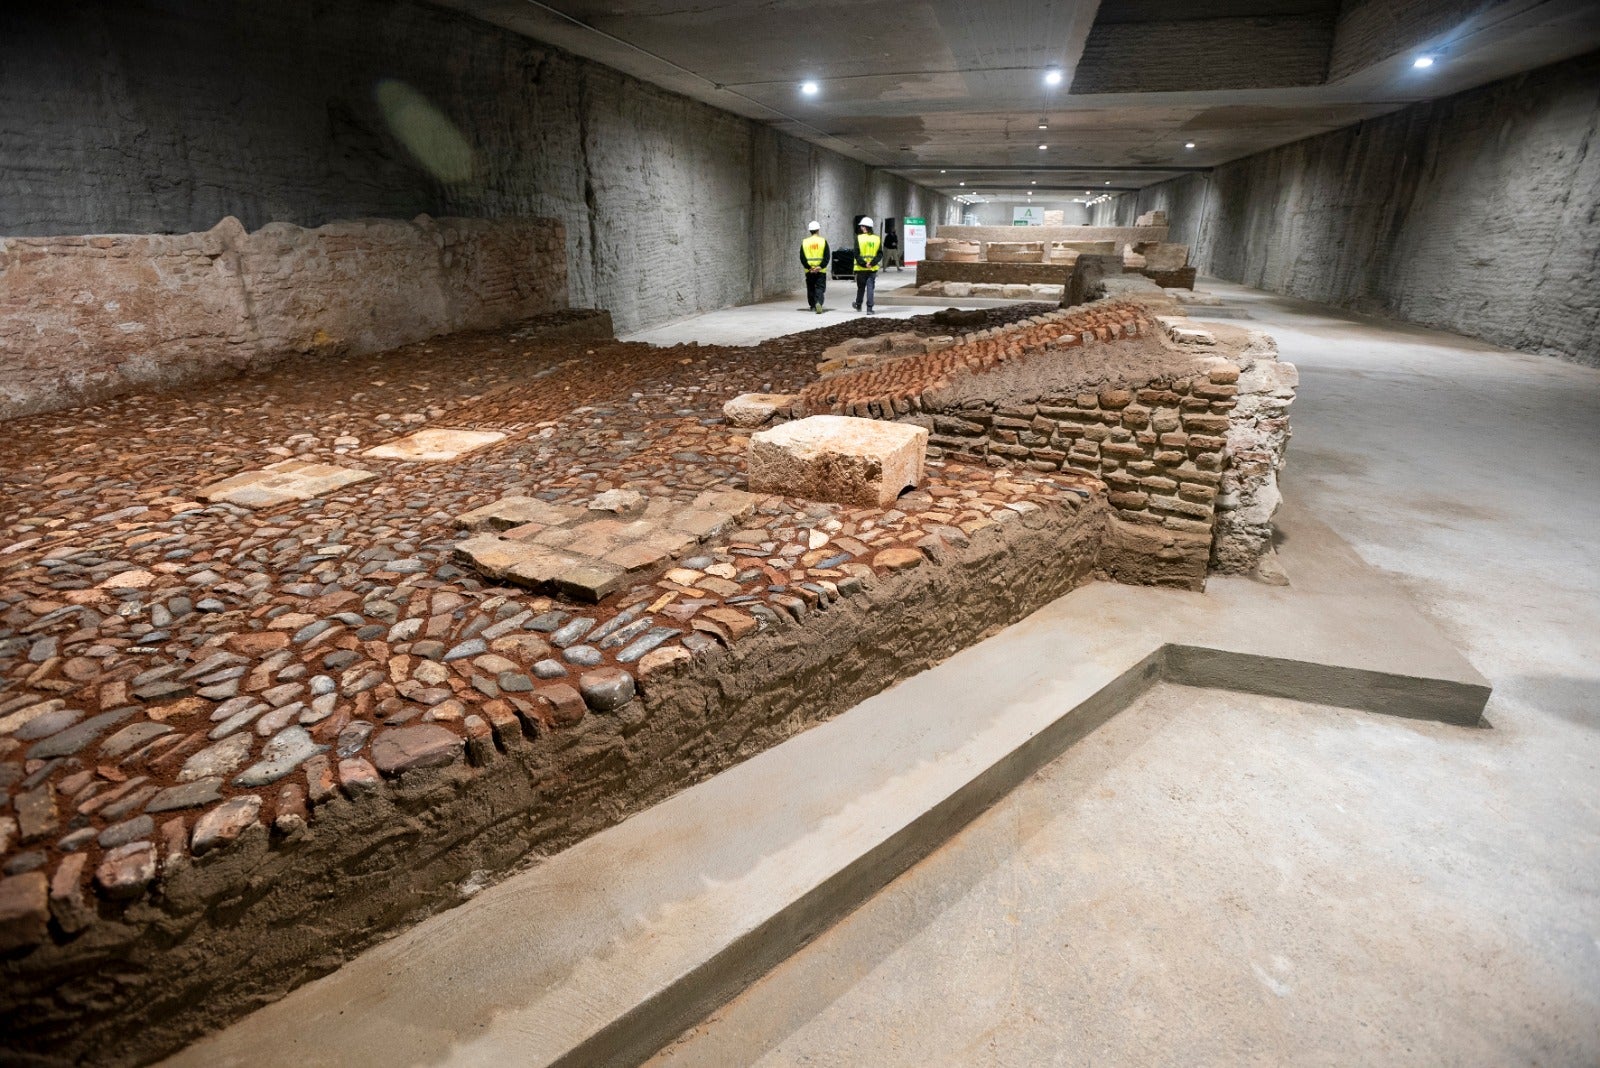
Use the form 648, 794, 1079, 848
1030, 180, 1037, 185
1044, 69, 1063, 86
940, 169, 947, 173
1038, 122, 1048, 130
801, 81, 820, 95
1105, 180, 1111, 185
1184, 141, 1196, 149
1413, 55, 1435, 69
1038, 144, 1048, 151
959, 181, 965, 186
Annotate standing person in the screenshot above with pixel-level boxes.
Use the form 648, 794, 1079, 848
852, 217, 883, 314
800, 220, 829, 314
883, 223, 902, 271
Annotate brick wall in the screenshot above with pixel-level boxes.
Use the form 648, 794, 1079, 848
0, 215, 567, 420
800, 297, 1297, 586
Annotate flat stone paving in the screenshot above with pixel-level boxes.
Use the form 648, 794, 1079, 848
0, 305, 1073, 936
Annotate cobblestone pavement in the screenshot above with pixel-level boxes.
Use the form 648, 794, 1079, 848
0, 304, 1093, 941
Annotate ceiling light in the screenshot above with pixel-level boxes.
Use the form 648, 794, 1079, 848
1031, 180, 1037, 185
1038, 122, 1048, 130
801, 81, 819, 95
1038, 144, 1048, 151
1413, 55, 1435, 69
1185, 141, 1196, 149
940, 169, 947, 173
1105, 180, 1111, 185
1044, 69, 1063, 86
1027, 190, 1032, 195
959, 181, 965, 186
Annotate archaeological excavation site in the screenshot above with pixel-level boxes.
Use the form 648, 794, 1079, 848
2, 3, 1597, 1066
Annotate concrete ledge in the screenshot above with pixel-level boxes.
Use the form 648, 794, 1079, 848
1166, 647, 1489, 727
165, 496, 1489, 1068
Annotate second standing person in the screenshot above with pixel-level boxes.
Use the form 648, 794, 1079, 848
852, 217, 883, 314
800, 220, 829, 313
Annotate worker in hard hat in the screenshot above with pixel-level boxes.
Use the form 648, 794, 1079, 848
852, 217, 883, 314
800, 220, 829, 314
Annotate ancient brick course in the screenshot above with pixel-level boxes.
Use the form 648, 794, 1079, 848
0, 216, 570, 420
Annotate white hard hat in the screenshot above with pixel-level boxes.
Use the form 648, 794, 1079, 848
859, 217, 875, 228
808, 220, 820, 231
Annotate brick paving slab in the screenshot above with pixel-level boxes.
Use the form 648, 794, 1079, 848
0, 303, 1065, 930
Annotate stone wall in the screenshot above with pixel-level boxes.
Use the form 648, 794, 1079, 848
0, 452, 1105, 1067
914, 262, 1074, 286
800, 292, 1298, 586
0, 0, 951, 338
0, 216, 567, 420
1092, 51, 1600, 367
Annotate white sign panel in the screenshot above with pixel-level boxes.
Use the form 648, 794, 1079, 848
903, 217, 927, 263
1012, 206, 1044, 226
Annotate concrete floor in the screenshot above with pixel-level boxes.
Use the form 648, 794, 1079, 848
646, 281, 1600, 1065
622, 271, 924, 346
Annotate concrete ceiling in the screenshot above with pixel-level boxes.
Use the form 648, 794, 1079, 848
431, 0, 1600, 197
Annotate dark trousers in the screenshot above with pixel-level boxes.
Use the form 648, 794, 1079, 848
805, 271, 827, 308
854, 271, 877, 310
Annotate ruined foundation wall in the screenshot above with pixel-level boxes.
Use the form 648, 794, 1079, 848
0, 1, 951, 340
0, 493, 1102, 1068
0, 216, 568, 420
1092, 51, 1600, 367
805, 291, 1297, 583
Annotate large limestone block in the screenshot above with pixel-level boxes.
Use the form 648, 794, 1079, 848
1139, 243, 1190, 271
748, 415, 928, 508
986, 241, 1046, 264
925, 239, 981, 263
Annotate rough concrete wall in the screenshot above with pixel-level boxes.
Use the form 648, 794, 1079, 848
745, 141, 941, 299
0, 216, 567, 418
966, 202, 1090, 227
1205, 49, 1600, 365
1103, 51, 1600, 367
1091, 178, 1213, 252
0, 0, 950, 337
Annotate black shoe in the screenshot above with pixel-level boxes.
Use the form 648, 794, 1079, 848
852, 303, 861, 311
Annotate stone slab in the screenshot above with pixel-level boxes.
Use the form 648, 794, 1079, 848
363, 428, 506, 462
196, 461, 376, 509
1157, 316, 1216, 345
454, 490, 760, 602
722, 394, 800, 429
455, 496, 583, 532
1138, 242, 1191, 271
747, 415, 928, 508
167, 497, 1488, 1068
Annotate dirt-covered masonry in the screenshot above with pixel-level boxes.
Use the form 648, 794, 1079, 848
799, 286, 1297, 585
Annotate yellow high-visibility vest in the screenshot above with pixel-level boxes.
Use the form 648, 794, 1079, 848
802, 234, 828, 268
856, 233, 882, 271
